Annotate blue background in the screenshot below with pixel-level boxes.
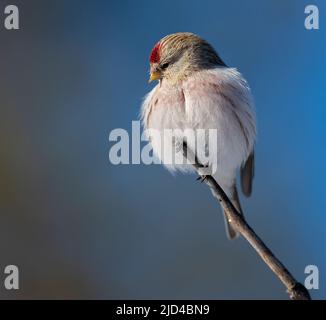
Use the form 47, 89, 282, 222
0, 0, 324, 299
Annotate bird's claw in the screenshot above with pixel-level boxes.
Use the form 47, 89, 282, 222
196, 175, 207, 183
198, 163, 209, 169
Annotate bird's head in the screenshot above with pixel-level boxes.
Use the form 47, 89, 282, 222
148, 32, 226, 84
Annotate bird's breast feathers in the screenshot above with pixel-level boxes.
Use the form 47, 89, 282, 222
141, 67, 256, 175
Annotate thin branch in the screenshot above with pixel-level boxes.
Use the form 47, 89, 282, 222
182, 142, 311, 300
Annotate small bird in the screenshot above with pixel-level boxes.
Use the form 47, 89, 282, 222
141, 33, 256, 239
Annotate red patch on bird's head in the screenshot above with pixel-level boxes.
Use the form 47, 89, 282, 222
150, 42, 161, 64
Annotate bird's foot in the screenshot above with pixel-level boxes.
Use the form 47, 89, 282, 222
197, 163, 210, 180
197, 162, 209, 169
196, 175, 207, 183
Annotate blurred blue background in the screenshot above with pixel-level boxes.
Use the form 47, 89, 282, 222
0, 0, 325, 299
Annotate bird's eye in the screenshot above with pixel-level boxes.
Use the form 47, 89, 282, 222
160, 62, 170, 70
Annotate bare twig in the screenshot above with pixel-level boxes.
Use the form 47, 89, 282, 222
182, 142, 311, 300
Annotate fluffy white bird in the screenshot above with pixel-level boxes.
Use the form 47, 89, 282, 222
141, 33, 256, 239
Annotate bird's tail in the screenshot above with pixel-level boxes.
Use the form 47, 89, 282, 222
222, 184, 244, 240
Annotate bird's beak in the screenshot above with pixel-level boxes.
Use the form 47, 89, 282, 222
148, 70, 162, 83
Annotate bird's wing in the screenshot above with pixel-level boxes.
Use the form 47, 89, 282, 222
182, 67, 256, 172
240, 151, 254, 197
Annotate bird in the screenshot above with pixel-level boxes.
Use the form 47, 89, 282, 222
141, 32, 256, 239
